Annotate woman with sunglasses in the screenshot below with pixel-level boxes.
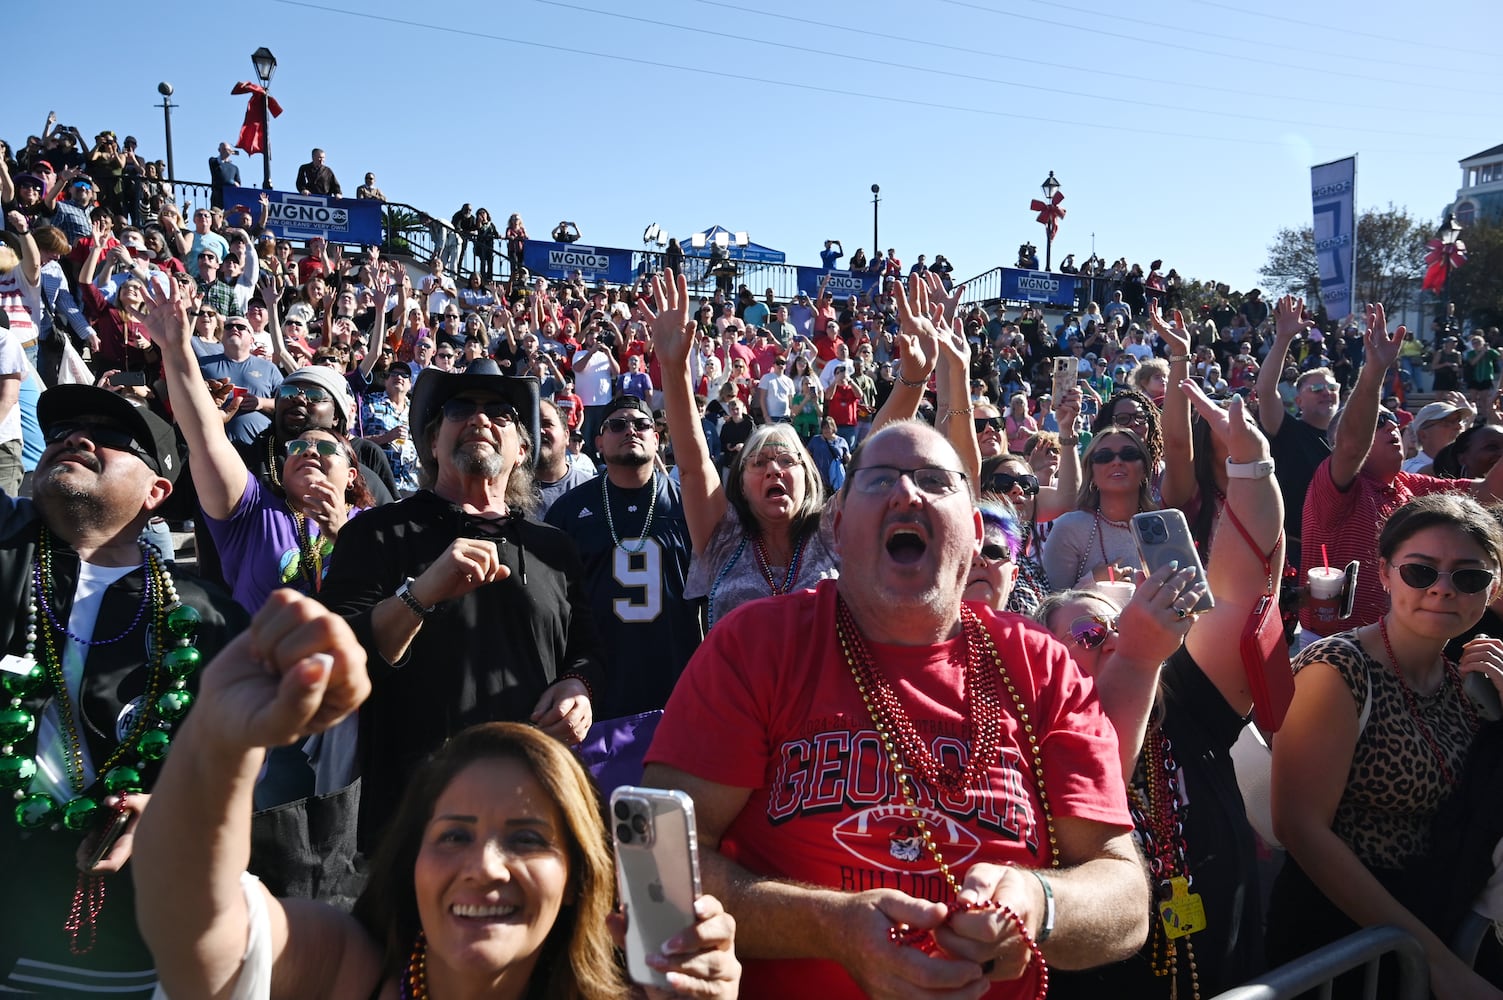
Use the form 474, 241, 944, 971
972, 402, 1006, 459
1037, 386, 1285, 998
1092, 387, 1165, 475
144, 282, 371, 612
1269, 492, 1503, 998
1042, 426, 1155, 590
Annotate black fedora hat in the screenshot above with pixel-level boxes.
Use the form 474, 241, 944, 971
409, 360, 541, 471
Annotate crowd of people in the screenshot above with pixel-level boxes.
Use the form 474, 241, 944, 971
4, 110, 1503, 1000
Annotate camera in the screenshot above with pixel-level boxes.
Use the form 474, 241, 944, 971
613, 797, 654, 846
1136, 514, 1169, 545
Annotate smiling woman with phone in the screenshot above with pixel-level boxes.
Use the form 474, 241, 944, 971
1041, 426, 1156, 589
134, 591, 741, 1000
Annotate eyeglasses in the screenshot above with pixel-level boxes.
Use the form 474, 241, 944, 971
1110, 409, 1149, 427
442, 398, 516, 424
44, 421, 156, 469
1393, 563, 1495, 595
974, 417, 1002, 433
849, 465, 968, 497
285, 439, 344, 459
1089, 446, 1145, 465
283, 319, 305, 328
1067, 614, 1119, 651
275, 384, 332, 404
1302, 382, 1340, 394
989, 472, 1040, 496
977, 542, 1012, 563
191, 310, 217, 318
746, 451, 800, 471
435, 352, 456, 360
604, 416, 654, 434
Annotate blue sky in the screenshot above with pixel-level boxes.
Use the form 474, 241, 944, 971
5, 0, 1499, 292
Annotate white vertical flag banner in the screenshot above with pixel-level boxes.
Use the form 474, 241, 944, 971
1310, 156, 1358, 322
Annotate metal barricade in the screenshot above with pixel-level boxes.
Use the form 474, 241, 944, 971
1210, 925, 1428, 1000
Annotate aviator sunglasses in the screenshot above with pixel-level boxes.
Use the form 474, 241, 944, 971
1067, 614, 1120, 650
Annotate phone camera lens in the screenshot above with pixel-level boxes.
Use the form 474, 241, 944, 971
614, 801, 631, 821
630, 814, 648, 836
616, 823, 634, 843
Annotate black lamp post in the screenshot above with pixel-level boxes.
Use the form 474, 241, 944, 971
871, 184, 880, 260
251, 47, 277, 189
156, 82, 177, 183
1440, 213, 1463, 335
1040, 171, 1061, 272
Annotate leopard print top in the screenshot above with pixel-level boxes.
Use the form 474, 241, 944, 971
1292, 633, 1479, 869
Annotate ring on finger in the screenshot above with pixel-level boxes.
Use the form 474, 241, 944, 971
1174, 606, 1190, 620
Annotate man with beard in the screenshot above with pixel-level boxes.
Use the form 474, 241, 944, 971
319, 362, 604, 849
546, 395, 700, 717
0, 385, 241, 996
534, 398, 594, 517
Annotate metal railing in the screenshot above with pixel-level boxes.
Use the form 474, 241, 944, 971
1210, 926, 1428, 1000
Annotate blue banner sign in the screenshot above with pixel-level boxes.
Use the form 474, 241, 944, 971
794, 267, 877, 298
999, 268, 1076, 306
1311, 156, 1357, 323
522, 240, 636, 285
224, 186, 383, 245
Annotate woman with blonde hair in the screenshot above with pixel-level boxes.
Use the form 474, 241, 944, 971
1004, 391, 1037, 453
1042, 426, 1154, 589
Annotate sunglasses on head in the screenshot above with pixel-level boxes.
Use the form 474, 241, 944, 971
285, 439, 343, 459
1067, 614, 1120, 650
989, 472, 1040, 496
275, 384, 332, 403
1089, 446, 1145, 465
974, 417, 1002, 433
442, 398, 516, 424
604, 416, 654, 434
1393, 563, 1495, 595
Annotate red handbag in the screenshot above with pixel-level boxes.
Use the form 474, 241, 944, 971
1224, 506, 1295, 731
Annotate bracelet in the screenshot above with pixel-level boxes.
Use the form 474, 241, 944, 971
1029, 868, 1055, 944
394, 577, 433, 620
559, 672, 595, 703
896, 370, 928, 388
1058, 436, 1079, 446
1225, 457, 1275, 479
1169, 354, 1193, 364
942, 407, 974, 423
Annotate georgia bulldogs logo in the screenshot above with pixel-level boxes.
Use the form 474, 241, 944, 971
831, 804, 981, 872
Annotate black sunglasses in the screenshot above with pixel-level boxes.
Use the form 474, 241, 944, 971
1111, 409, 1149, 426
45, 421, 156, 470
1394, 563, 1495, 595
275, 384, 332, 403
977, 542, 1012, 562
974, 417, 1002, 433
1089, 446, 1145, 465
442, 398, 516, 424
603, 416, 654, 434
989, 472, 1040, 496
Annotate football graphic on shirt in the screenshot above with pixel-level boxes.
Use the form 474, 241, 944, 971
832, 804, 980, 872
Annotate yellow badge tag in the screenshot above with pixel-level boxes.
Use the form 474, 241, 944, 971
1158, 876, 1206, 940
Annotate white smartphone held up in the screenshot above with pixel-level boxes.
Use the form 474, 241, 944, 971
611, 786, 701, 988
1130, 509, 1215, 613
1050, 356, 1075, 406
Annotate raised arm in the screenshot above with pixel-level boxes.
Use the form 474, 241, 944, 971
3, 212, 41, 288
135, 591, 378, 1000
1256, 295, 1312, 438
934, 315, 979, 490
1329, 304, 1404, 491
871, 272, 941, 431
140, 275, 250, 520
1181, 383, 1284, 716
1150, 301, 1197, 510
644, 271, 725, 553
1033, 388, 1082, 521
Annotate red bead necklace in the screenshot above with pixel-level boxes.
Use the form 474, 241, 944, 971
1377, 616, 1476, 787
837, 597, 1053, 1000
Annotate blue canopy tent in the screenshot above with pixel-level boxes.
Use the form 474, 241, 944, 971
680, 225, 787, 265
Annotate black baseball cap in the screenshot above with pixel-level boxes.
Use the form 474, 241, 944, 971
38, 385, 180, 482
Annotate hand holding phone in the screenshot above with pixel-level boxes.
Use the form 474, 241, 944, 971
612, 787, 700, 988
1131, 509, 1214, 613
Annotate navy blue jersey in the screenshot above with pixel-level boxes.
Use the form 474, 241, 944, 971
546, 472, 702, 716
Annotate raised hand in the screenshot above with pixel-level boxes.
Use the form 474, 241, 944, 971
139, 271, 194, 351
891, 272, 942, 385
641, 270, 695, 370
1146, 298, 1191, 356
1362, 303, 1405, 372
1180, 379, 1269, 464
923, 271, 967, 327
1274, 294, 1313, 341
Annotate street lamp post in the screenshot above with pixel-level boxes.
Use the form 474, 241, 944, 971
871, 184, 880, 260
250, 47, 277, 189
1440, 213, 1462, 334
155, 83, 177, 183
1039, 171, 1061, 271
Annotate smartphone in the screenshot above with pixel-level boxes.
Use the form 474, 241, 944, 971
611, 786, 700, 988
1130, 509, 1215, 613
1050, 356, 1075, 404
85, 807, 132, 870
107, 371, 148, 387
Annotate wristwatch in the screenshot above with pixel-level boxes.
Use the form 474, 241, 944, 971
1225, 458, 1275, 479
395, 577, 435, 619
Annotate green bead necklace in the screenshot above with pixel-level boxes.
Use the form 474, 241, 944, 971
0, 528, 203, 835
